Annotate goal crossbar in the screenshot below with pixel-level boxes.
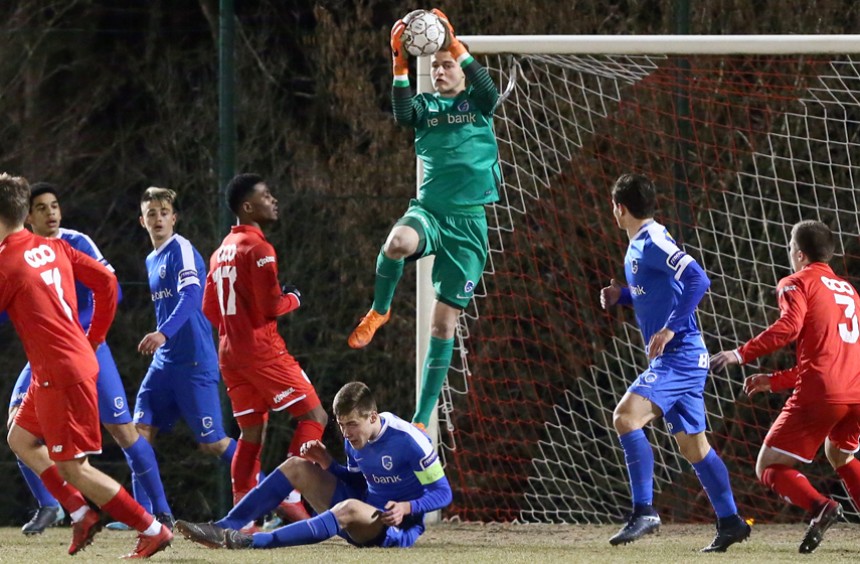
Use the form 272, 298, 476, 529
459, 34, 860, 55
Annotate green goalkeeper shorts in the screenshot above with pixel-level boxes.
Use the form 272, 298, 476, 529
396, 199, 488, 310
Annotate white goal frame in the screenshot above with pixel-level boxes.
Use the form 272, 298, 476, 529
414, 33, 860, 448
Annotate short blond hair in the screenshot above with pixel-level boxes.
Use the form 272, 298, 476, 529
140, 186, 178, 210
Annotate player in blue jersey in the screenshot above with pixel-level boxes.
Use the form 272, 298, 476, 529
135, 187, 237, 515
7, 182, 173, 533
599, 174, 750, 552
175, 381, 452, 550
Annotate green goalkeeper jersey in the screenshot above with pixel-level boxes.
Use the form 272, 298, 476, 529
392, 58, 501, 215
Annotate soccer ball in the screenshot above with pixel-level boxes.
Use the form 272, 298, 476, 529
401, 10, 447, 57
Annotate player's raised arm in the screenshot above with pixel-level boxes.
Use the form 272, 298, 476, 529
67, 242, 118, 347
390, 12, 429, 127
432, 8, 499, 113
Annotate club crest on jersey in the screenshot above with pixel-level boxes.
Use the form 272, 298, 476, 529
158, 264, 167, 279
457, 100, 470, 112
24, 244, 56, 268
202, 416, 213, 429
631, 259, 638, 274
114, 397, 124, 410
381, 455, 394, 470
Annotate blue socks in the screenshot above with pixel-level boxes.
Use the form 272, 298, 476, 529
218, 468, 293, 530
123, 436, 170, 515
692, 448, 738, 518
17, 459, 59, 508
619, 429, 654, 508
252, 510, 340, 548
220, 438, 237, 466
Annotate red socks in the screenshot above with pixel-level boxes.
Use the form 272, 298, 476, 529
39, 465, 88, 514
232, 438, 263, 504
100, 487, 153, 533
288, 420, 325, 459
836, 457, 860, 508
760, 464, 827, 512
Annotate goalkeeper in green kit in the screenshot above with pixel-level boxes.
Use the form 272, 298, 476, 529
349, 8, 500, 429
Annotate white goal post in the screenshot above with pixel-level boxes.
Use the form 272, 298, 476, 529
414, 35, 860, 523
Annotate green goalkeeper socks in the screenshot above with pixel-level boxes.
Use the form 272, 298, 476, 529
371, 249, 404, 315
413, 336, 455, 426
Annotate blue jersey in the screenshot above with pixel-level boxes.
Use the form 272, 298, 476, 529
59, 227, 121, 330
624, 221, 703, 349
145, 234, 218, 371
344, 412, 449, 514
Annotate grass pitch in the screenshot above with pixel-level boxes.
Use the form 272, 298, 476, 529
0, 521, 856, 563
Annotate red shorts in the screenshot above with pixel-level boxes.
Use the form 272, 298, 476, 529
14, 378, 102, 462
765, 401, 860, 463
222, 356, 320, 419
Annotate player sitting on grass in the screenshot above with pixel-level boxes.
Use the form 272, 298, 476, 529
600, 173, 750, 552
711, 220, 860, 554
175, 381, 452, 550
347, 8, 501, 431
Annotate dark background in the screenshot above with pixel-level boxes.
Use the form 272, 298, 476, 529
1, 0, 859, 525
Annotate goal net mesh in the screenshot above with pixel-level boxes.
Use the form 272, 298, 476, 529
436, 50, 860, 524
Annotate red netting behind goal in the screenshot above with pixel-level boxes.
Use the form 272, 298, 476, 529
435, 53, 860, 524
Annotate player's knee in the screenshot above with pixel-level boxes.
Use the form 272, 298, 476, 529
278, 455, 307, 480
824, 442, 852, 469
330, 499, 361, 523
612, 410, 634, 434
383, 234, 414, 259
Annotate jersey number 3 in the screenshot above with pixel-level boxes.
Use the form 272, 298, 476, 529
213, 266, 237, 316
821, 276, 859, 344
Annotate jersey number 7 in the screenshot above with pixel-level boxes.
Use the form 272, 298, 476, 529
213, 266, 237, 316
41, 267, 74, 320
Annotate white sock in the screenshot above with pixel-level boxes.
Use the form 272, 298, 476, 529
142, 518, 162, 536
70, 507, 90, 523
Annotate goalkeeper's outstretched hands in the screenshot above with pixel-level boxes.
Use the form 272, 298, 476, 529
431, 8, 468, 59
390, 9, 422, 75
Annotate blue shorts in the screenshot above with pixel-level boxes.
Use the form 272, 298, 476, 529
628, 339, 709, 435
9, 343, 132, 425
330, 480, 425, 548
134, 364, 227, 444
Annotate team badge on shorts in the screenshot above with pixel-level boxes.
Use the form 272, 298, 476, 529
202, 416, 213, 429
642, 371, 658, 384
114, 397, 124, 410
464, 280, 475, 294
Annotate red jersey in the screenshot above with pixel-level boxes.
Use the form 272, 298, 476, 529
738, 262, 860, 405
0, 229, 118, 389
203, 224, 299, 369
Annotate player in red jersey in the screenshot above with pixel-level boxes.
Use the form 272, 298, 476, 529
203, 173, 328, 522
0, 174, 172, 558
711, 220, 860, 554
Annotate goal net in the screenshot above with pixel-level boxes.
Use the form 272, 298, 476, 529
430, 35, 860, 524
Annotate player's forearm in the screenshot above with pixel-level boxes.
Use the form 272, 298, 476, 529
665, 260, 710, 333
768, 366, 800, 392
328, 462, 368, 491
409, 476, 453, 514
392, 84, 421, 126
463, 58, 500, 113
738, 317, 801, 364
157, 284, 199, 339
